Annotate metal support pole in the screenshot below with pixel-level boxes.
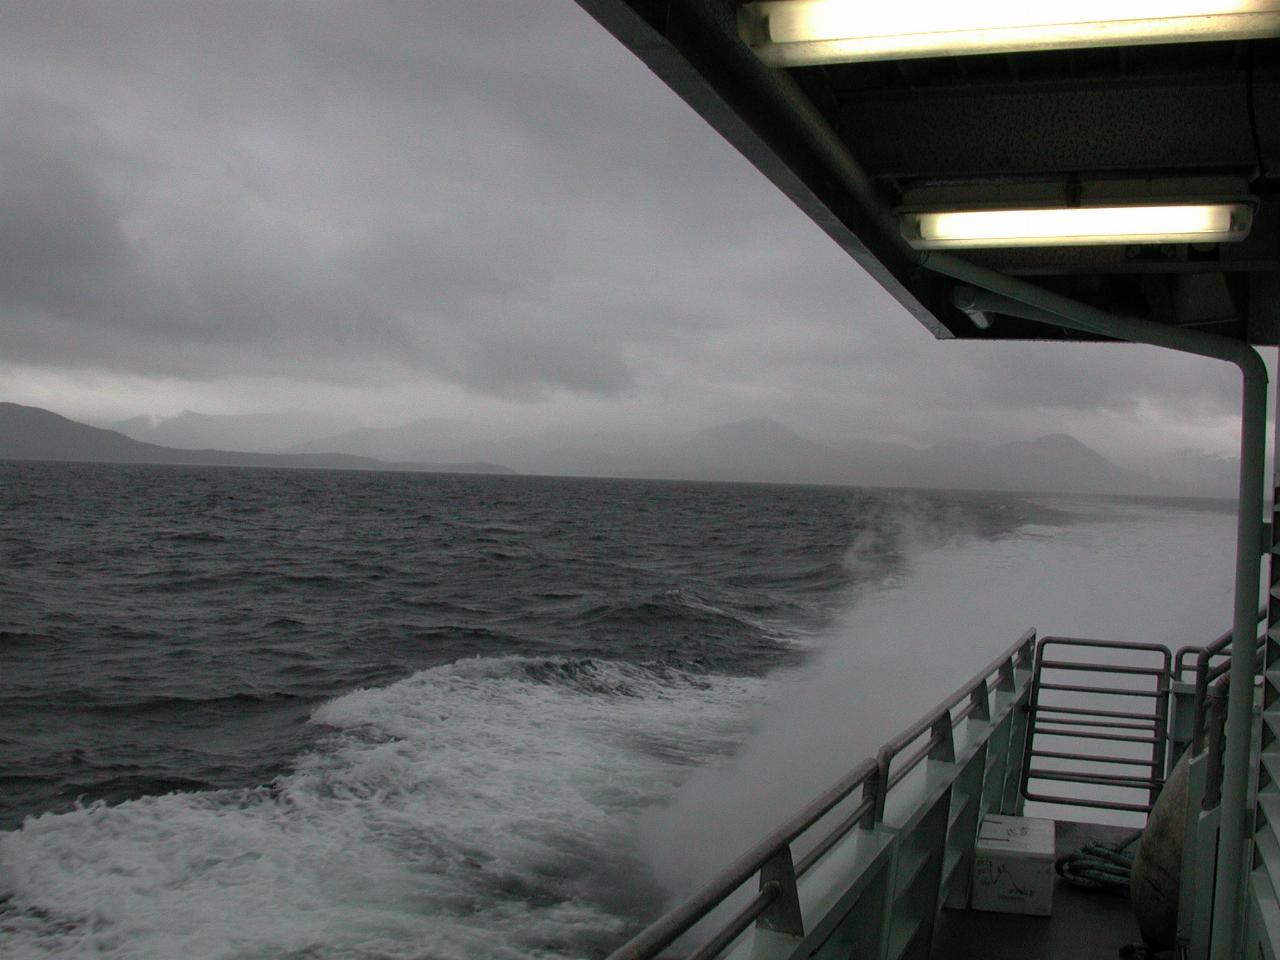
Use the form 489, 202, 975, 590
922, 252, 1268, 959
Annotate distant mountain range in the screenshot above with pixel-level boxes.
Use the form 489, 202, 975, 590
639, 419, 1181, 495
287, 418, 506, 461
2, 402, 1235, 497
0, 403, 513, 475
103, 410, 353, 453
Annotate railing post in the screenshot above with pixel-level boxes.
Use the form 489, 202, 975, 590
863, 754, 889, 828
1004, 684, 1032, 815
751, 846, 804, 959
1017, 634, 1036, 677
599, 630, 1043, 960
930, 712, 957, 763
996, 657, 1017, 694
969, 679, 991, 723
1151, 666, 1174, 806
1203, 684, 1229, 811
1013, 639, 1045, 813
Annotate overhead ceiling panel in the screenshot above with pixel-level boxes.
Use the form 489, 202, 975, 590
574, 0, 1280, 343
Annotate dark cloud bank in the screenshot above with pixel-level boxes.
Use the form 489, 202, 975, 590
0, 1, 1244, 474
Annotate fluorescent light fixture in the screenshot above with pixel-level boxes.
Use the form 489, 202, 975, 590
901, 203, 1253, 249
740, 1, 1280, 66
958, 306, 994, 329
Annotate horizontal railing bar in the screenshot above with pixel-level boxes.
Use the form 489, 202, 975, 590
1039, 659, 1168, 677
795, 798, 876, 877
1195, 629, 1235, 657
1040, 636, 1174, 656
609, 618, 1260, 960
1032, 704, 1161, 722
603, 757, 878, 960
684, 886, 777, 960
1033, 727, 1161, 745
1209, 660, 1233, 681
953, 698, 978, 725
1023, 790, 1154, 813
880, 631, 1035, 760
887, 734, 942, 790
1029, 716, 1162, 732
1028, 768, 1160, 789
1037, 681, 1162, 698
1030, 749, 1160, 768
875, 630, 1036, 792
1175, 647, 1219, 679
1030, 716, 1156, 731
1175, 609, 1262, 678
604, 630, 1036, 960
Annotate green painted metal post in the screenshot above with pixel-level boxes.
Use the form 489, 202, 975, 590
921, 252, 1269, 959
1217, 364, 1268, 959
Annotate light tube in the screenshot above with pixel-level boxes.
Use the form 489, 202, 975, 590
900, 204, 1253, 249
740, 1, 1280, 66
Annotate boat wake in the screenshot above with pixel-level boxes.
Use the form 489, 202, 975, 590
0, 495, 1233, 959
0, 657, 765, 960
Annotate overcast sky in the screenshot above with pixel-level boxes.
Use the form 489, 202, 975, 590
0, 1, 1251, 464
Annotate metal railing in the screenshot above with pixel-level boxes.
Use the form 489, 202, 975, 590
1021, 637, 1173, 813
606, 630, 1036, 960
1178, 649, 1247, 960
605, 622, 1256, 960
1170, 611, 1266, 960
1174, 612, 1266, 757
1172, 609, 1266, 683
1022, 616, 1263, 818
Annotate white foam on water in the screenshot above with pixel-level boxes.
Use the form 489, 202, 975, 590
0, 497, 1243, 958
0, 657, 765, 960
641, 499, 1237, 895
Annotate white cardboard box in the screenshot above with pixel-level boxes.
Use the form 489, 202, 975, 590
971, 814, 1055, 916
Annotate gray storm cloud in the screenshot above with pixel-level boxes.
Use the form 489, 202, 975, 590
0, 0, 1243, 454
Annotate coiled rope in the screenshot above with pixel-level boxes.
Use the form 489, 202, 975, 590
1054, 831, 1142, 895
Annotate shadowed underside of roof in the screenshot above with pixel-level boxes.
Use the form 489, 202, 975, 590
574, 0, 1280, 345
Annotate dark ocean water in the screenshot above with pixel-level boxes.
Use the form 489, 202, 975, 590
0, 462, 1056, 958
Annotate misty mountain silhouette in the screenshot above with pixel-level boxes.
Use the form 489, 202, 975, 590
658, 419, 1171, 495
107, 410, 350, 452
0, 403, 512, 475
2, 403, 1215, 496
288, 418, 500, 460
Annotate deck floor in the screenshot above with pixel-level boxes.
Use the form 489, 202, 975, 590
931, 821, 1143, 960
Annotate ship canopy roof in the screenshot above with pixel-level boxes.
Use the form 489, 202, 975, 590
574, 1, 1280, 345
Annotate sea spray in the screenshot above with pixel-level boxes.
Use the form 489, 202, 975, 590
0, 466, 1212, 958
640, 499, 1235, 899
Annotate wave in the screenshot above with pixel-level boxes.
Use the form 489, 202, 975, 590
0, 481, 1076, 958
0, 632, 54, 648
572, 588, 757, 632
155, 531, 229, 544
88, 691, 305, 715
560, 590, 801, 673
0, 656, 766, 960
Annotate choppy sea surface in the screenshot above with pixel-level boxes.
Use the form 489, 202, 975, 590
0, 462, 1237, 958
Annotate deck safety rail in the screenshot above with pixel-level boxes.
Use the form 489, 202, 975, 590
1178, 663, 1244, 960
1021, 637, 1173, 813
1174, 611, 1267, 755
1172, 608, 1266, 681
1172, 626, 1233, 771
1175, 627, 1232, 683
605, 630, 1036, 960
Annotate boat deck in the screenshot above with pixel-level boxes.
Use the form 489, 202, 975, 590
931, 821, 1143, 960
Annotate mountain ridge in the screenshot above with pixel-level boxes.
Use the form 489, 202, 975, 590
288, 418, 502, 460
4, 404, 1222, 497
0, 403, 513, 476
